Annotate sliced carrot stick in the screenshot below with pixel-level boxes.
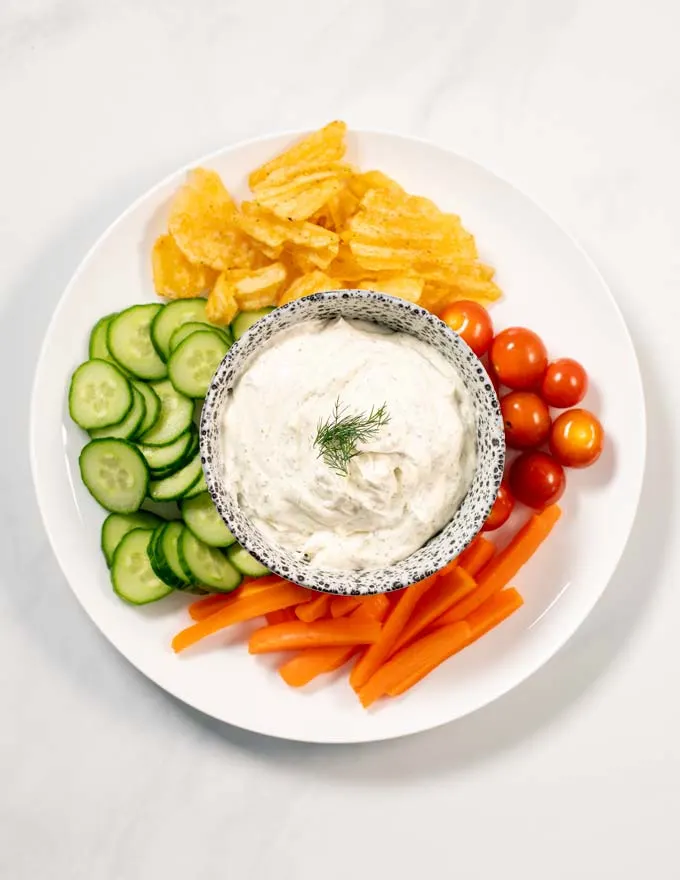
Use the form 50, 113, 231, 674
330, 596, 362, 618
172, 582, 310, 653
388, 589, 524, 697
188, 593, 232, 621
357, 622, 471, 708
437, 558, 459, 578
296, 593, 331, 622
349, 574, 438, 690
266, 607, 298, 625
457, 535, 495, 577
390, 567, 476, 655
279, 600, 391, 687
249, 619, 381, 654
435, 505, 561, 626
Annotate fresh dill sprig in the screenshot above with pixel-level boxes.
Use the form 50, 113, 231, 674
313, 398, 390, 477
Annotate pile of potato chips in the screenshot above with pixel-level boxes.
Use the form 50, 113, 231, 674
152, 121, 501, 324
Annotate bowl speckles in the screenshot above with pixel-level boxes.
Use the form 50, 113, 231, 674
200, 290, 504, 596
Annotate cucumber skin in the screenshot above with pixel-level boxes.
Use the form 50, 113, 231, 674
148, 452, 203, 502
178, 531, 242, 593
111, 528, 173, 605
68, 359, 133, 431
147, 524, 187, 589
107, 304, 168, 381
101, 511, 164, 566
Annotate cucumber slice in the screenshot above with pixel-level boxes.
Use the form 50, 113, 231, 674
169, 321, 232, 354
150, 522, 193, 588
131, 381, 161, 437
80, 439, 149, 513
89, 386, 146, 440
227, 544, 270, 577
181, 491, 236, 547
168, 330, 230, 398
151, 298, 217, 361
137, 429, 193, 472
183, 473, 207, 499
149, 431, 199, 479
148, 451, 203, 502
232, 308, 274, 340
137, 379, 193, 446
108, 304, 168, 380
179, 530, 242, 592
101, 511, 164, 566
69, 359, 133, 430
111, 528, 173, 604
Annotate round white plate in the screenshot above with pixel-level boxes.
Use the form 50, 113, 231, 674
30, 130, 645, 743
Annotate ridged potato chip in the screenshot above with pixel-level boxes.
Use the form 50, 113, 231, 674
206, 273, 239, 325
151, 234, 217, 299
347, 170, 404, 200
255, 177, 345, 222
236, 203, 338, 250
229, 262, 287, 309
278, 271, 337, 306
169, 169, 258, 271
355, 276, 424, 303
249, 121, 347, 190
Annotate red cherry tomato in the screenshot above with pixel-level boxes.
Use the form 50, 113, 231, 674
500, 391, 551, 449
549, 408, 604, 468
482, 481, 515, 531
490, 327, 548, 390
541, 358, 588, 408
509, 451, 566, 510
440, 301, 494, 357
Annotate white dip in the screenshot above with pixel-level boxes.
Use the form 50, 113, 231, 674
220, 318, 477, 571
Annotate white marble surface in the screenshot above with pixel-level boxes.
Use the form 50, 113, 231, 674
1, 0, 679, 877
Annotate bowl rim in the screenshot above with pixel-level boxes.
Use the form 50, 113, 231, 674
200, 289, 505, 595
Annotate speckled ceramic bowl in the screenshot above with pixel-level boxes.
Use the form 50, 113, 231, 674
200, 290, 504, 596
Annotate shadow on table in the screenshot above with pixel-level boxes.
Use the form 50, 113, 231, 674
181, 324, 671, 783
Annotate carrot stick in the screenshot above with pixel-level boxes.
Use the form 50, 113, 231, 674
435, 505, 561, 626
188, 593, 232, 621
266, 607, 298, 625
172, 582, 310, 653
349, 574, 438, 690
296, 593, 331, 622
330, 596, 362, 618
457, 535, 495, 577
279, 600, 391, 687
388, 589, 524, 697
390, 568, 477, 655
249, 619, 381, 654
357, 622, 471, 708
437, 558, 459, 578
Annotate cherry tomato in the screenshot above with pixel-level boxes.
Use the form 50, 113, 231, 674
482, 481, 515, 531
500, 391, 551, 449
541, 358, 588, 408
549, 408, 604, 468
441, 301, 494, 357
509, 451, 566, 510
490, 327, 548, 390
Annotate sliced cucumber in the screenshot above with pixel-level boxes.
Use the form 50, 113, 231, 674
148, 451, 203, 502
183, 472, 207, 499
80, 439, 149, 513
151, 298, 215, 361
69, 359, 132, 431
149, 521, 193, 588
232, 308, 274, 340
179, 530, 242, 592
227, 544, 270, 577
168, 330, 230, 398
181, 492, 236, 547
111, 528, 173, 604
137, 379, 193, 446
89, 386, 146, 440
150, 432, 199, 479
137, 429, 193, 472
169, 321, 232, 354
131, 381, 161, 437
101, 511, 164, 566
108, 304, 168, 380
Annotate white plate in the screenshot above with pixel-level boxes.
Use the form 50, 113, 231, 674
30, 130, 645, 743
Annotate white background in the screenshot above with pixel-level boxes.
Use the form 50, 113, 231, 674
1, 1, 678, 877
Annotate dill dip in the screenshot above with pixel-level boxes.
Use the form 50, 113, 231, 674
220, 318, 477, 571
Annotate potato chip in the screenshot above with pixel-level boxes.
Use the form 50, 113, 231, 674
236, 203, 338, 250
168, 169, 258, 271
326, 244, 367, 282
255, 177, 345, 222
227, 262, 287, 309
355, 276, 424, 303
206, 273, 239, 325
151, 234, 217, 299
347, 171, 404, 200
249, 121, 347, 190
278, 271, 337, 306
